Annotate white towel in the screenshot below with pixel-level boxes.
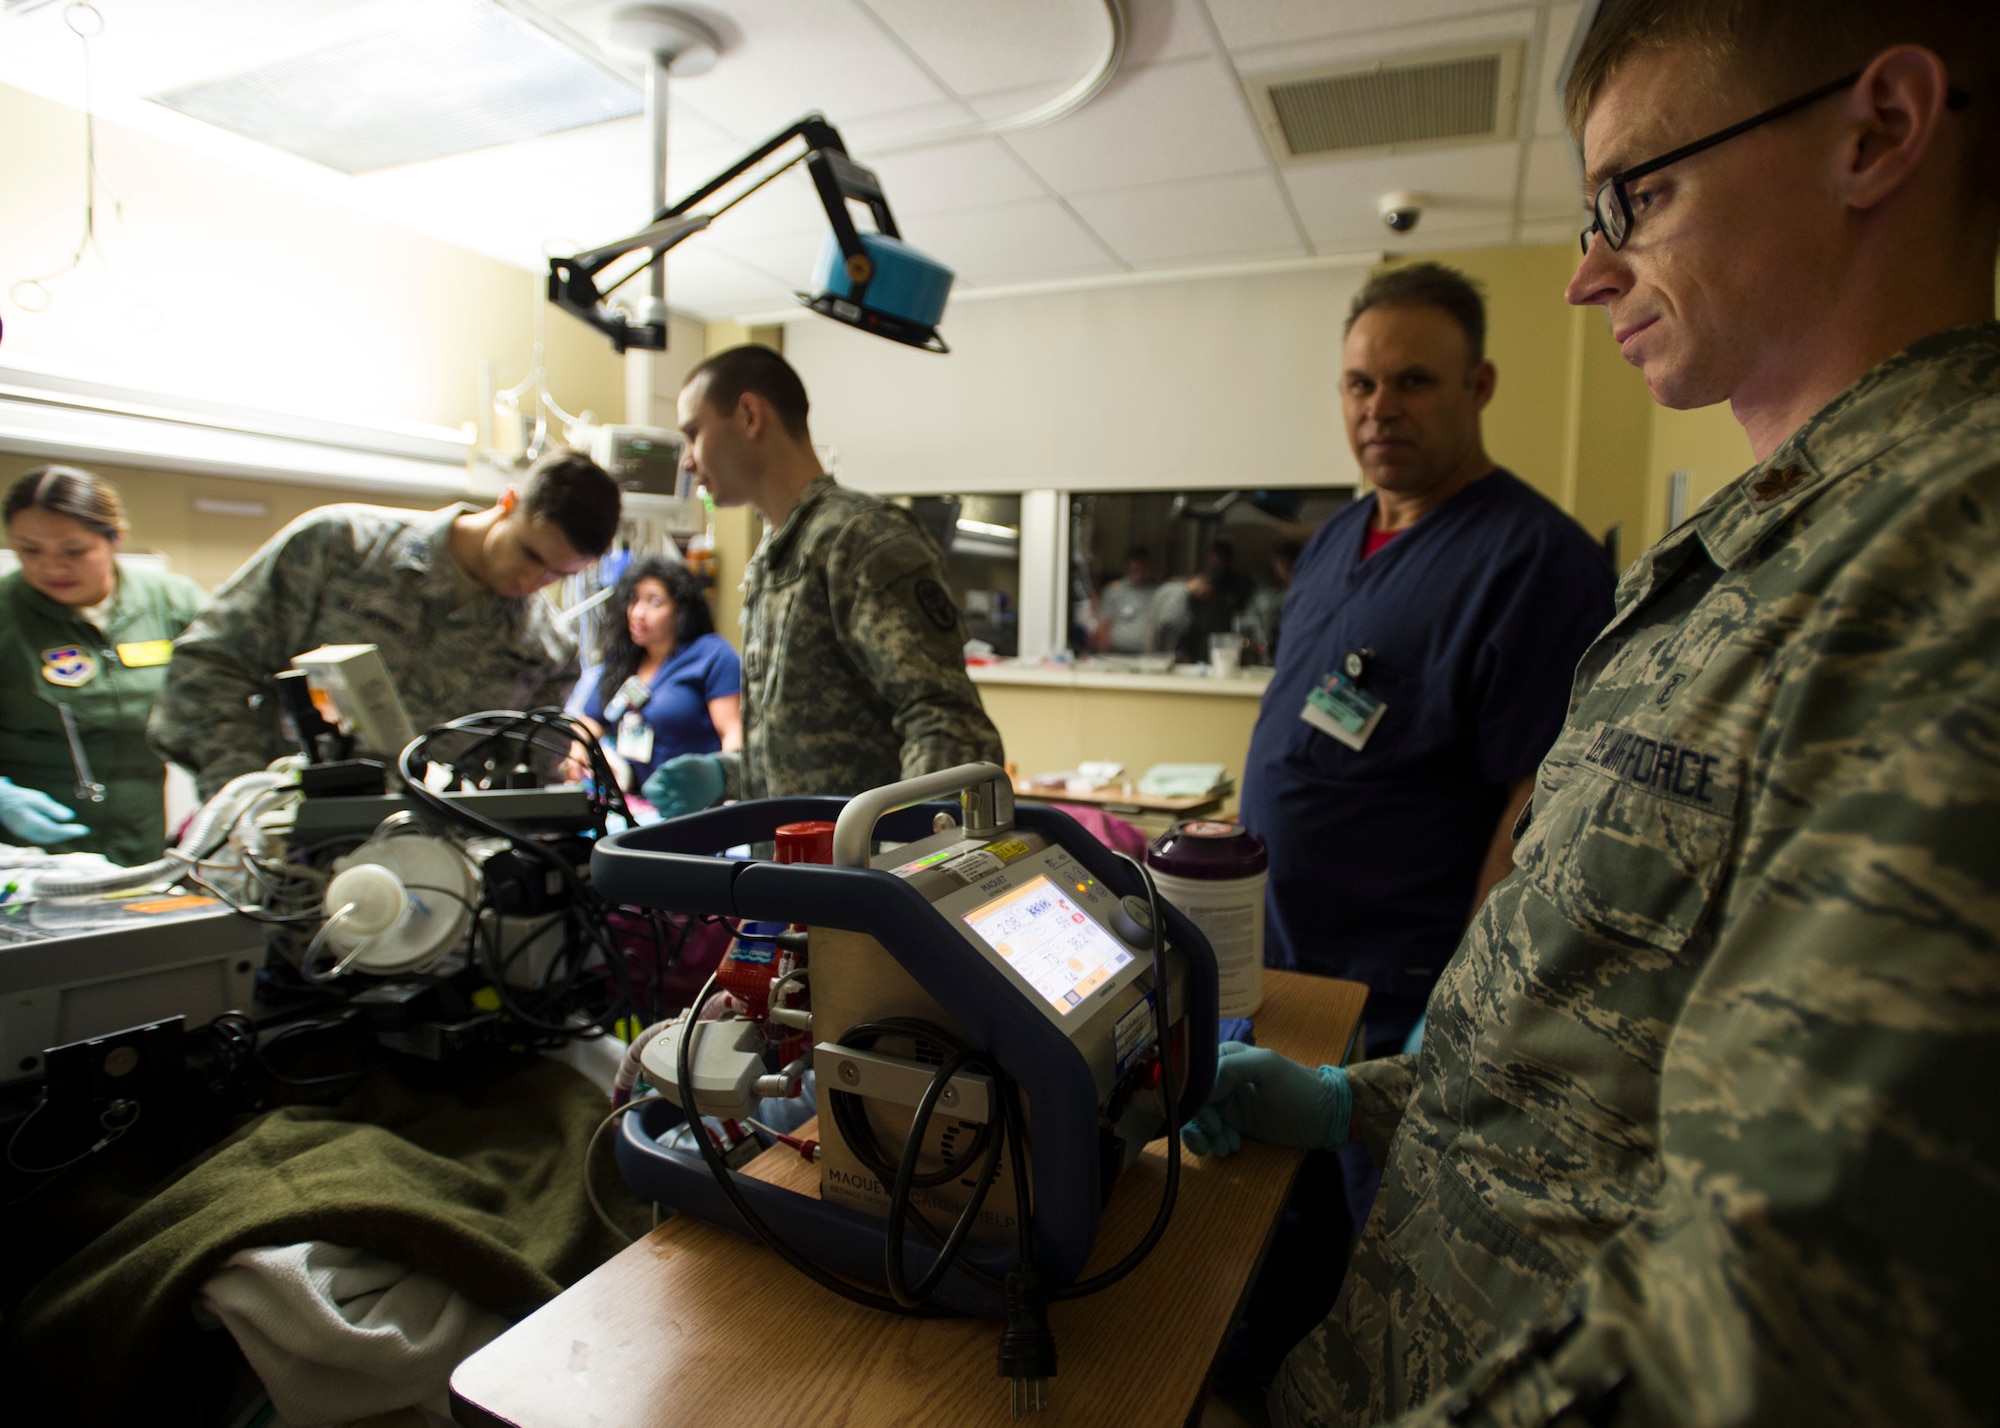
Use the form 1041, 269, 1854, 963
199, 1242, 509, 1427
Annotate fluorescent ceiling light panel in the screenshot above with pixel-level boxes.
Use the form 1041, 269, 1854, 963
147, 0, 641, 175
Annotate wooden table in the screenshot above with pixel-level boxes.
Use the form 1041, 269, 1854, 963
1011, 778, 1231, 822
451, 970, 1366, 1428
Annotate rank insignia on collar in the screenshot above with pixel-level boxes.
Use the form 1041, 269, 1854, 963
1750, 464, 1811, 503
40, 645, 98, 687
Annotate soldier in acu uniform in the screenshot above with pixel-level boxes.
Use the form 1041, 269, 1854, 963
641, 345, 1001, 816
1182, 2, 2000, 1424
150, 450, 619, 797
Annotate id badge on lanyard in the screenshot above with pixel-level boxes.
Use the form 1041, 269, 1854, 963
1300, 648, 1386, 751
615, 709, 655, 764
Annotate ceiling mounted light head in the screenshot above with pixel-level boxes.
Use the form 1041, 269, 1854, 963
549, 115, 953, 355
605, 4, 721, 75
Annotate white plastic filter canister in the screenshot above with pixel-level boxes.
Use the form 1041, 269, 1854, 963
1145, 819, 1269, 1018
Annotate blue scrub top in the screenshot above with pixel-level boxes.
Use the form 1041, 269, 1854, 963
1238, 469, 1615, 1007
570, 632, 742, 788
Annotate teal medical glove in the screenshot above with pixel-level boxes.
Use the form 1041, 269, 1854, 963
0, 777, 90, 846
1180, 1041, 1351, 1159
641, 753, 727, 819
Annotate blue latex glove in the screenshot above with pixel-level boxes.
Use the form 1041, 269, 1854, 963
641, 753, 727, 819
0, 777, 90, 846
1181, 1040, 1351, 1159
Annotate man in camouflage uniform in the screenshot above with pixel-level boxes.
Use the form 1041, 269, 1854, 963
150, 450, 619, 796
1183, 3, 2000, 1423
641, 345, 1000, 814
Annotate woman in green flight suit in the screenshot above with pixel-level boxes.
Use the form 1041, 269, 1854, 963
0, 466, 207, 866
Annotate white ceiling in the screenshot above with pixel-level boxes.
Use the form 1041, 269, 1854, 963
0, 0, 1592, 322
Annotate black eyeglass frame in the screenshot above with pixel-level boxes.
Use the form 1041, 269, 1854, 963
1580, 72, 1974, 254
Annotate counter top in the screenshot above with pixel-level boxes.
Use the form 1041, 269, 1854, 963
968, 660, 1274, 698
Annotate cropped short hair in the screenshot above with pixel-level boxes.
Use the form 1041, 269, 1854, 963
1345, 263, 1488, 367
1563, 0, 1998, 194
684, 345, 811, 440
521, 449, 621, 558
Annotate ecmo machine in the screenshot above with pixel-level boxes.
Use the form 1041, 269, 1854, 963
592, 763, 1219, 1411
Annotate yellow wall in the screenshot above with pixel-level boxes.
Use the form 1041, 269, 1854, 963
1399, 244, 1581, 506
976, 681, 1264, 825
700, 322, 784, 649
0, 456, 437, 590
1646, 402, 1757, 532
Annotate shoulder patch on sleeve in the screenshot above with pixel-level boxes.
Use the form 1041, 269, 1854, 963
915, 578, 959, 631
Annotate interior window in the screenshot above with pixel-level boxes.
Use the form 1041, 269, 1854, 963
897, 494, 1023, 657
1067, 489, 1350, 665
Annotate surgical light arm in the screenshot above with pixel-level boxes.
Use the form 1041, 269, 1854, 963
548, 113, 948, 354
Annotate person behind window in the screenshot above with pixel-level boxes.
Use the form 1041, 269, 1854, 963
1093, 544, 1159, 653
0, 466, 207, 864
567, 555, 741, 795
1161, 537, 1254, 663
1244, 539, 1302, 661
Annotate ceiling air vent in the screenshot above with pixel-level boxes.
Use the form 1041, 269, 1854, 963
1246, 42, 1524, 164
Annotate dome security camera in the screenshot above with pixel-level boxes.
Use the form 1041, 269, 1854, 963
1378, 191, 1426, 234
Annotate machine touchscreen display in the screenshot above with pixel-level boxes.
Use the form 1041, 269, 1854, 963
962, 874, 1134, 1015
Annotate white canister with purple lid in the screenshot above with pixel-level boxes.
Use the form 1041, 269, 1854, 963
1146, 819, 1268, 1018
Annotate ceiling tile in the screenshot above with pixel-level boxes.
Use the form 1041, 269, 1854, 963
657, 245, 799, 317
1521, 135, 1580, 222
1378, 219, 1518, 252
714, 228, 829, 290
563, 0, 953, 142
1, 0, 1591, 311
901, 199, 1118, 286
1205, 0, 1529, 52
862, 139, 1048, 217
699, 169, 831, 239
989, 58, 1268, 192
1067, 172, 1303, 265
1518, 216, 1581, 246
860, 0, 1114, 99
1124, 0, 1219, 67
1536, 1, 1586, 136
1282, 143, 1521, 249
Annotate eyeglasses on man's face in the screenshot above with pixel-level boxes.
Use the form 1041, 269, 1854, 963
1579, 71, 1973, 255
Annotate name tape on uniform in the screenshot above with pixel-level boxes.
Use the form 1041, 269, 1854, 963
1579, 723, 1737, 811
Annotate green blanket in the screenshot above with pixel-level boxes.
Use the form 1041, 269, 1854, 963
9, 1051, 647, 1425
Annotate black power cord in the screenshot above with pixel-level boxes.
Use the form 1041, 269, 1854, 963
672, 971, 953, 1319
397, 708, 645, 1039
659, 845, 1187, 1414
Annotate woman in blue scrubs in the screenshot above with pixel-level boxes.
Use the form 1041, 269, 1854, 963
568, 556, 740, 797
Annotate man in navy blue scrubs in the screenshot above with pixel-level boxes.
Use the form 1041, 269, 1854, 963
1231, 266, 1614, 1361
1245, 261, 1614, 1058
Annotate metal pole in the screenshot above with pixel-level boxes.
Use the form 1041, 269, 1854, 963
643, 53, 669, 328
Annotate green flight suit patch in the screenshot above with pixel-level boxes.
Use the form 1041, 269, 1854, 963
40, 645, 97, 687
